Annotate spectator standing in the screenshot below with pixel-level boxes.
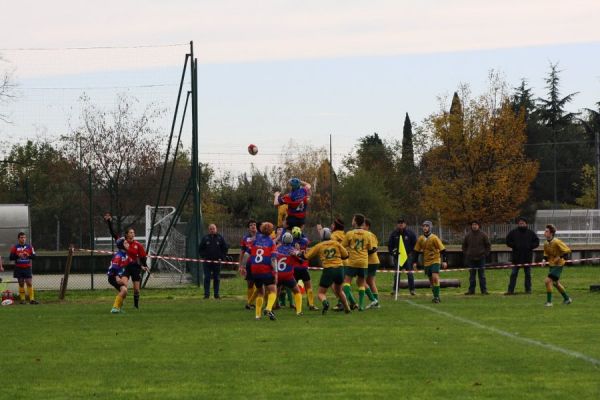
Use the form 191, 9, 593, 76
505, 217, 540, 295
199, 224, 229, 299
462, 221, 491, 295
388, 219, 417, 295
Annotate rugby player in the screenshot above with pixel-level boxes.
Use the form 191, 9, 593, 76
342, 214, 374, 311
413, 221, 447, 303
9, 232, 38, 304
304, 228, 351, 314
542, 224, 573, 307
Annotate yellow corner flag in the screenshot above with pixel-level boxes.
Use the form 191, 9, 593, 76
398, 235, 408, 267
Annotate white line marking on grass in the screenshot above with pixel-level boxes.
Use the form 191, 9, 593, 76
405, 300, 600, 367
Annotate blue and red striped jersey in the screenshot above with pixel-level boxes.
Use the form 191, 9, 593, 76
108, 250, 129, 276
10, 244, 36, 268
293, 236, 310, 269
249, 233, 277, 277
275, 244, 302, 281
278, 187, 310, 219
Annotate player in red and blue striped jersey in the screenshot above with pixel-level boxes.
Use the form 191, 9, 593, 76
9, 232, 38, 304
239, 220, 258, 309
273, 178, 311, 229
104, 213, 149, 311
107, 238, 130, 313
275, 232, 304, 316
245, 222, 278, 320
292, 227, 318, 311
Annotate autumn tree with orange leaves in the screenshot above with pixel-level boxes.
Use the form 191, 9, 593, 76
421, 79, 538, 228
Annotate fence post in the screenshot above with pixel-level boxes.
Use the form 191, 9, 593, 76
59, 246, 74, 300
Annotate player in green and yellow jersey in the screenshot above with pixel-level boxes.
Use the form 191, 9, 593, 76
342, 213, 374, 311
413, 220, 447, 303
363, 218, 380, 309
304, 228, 351, 314
542, 224, 573, 307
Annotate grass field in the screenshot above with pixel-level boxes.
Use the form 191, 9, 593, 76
3, 266, 600, 399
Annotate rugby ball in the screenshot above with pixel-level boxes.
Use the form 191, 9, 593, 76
1, 299, 14, 306
248, 144, 258, 155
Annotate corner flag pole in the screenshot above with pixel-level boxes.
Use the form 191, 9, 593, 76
394, 235, 408, 301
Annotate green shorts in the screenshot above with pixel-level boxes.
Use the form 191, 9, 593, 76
424, 263, 441, 277
548, 266, 563, 281
367, 264, 379, 277
345, 267, 367, 278
319, 267, 344, 288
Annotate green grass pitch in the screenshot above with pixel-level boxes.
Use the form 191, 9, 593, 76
3, 266, 599, 399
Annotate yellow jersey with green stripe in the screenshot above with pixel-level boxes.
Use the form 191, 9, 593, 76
367, 231, 380, 264
305, 240, 349, 268
543, 238, 571, 266
414, 233, 445, 267
331, 229, 349, 266
342, 228, 372, 268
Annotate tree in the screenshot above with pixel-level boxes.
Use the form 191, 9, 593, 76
215, 167, 275, 224
537, 62, 579, 129
511, 79, 536, 120
0, 140, 81, 249
421, 82, 538, 228
0, 54, 16, 123
397, 113, 421, 218
336, 170, 395, 227
61, 93, 166, 233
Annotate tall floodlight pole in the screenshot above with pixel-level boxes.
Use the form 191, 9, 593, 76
190, 41, 201, 272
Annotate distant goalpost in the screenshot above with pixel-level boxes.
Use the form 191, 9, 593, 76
144, 205, 189, 286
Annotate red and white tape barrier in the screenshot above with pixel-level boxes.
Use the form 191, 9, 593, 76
74, 248, 600, 274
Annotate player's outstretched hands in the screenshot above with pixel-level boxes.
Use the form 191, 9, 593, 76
442, 262, 448, 269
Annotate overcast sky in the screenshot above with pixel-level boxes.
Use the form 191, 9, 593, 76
1, 0, 599, 173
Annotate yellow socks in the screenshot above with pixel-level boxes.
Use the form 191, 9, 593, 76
248, 287, 259, 305
19, 287, 26, 301
255, 296, 264, 318
247, 287, 255, 303
294, 292, 303, 314
307, 288, 314, 307
266, 292, 277, 311
28, 286, 35, 301
113, 295, 123, 309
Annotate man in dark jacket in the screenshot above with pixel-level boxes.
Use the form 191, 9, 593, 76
388, 219, 417, 295
505, 217, 540, 294
462, 221, 491, 295
198, 224, 229, 299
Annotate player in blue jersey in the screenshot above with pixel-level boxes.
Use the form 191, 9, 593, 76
274, 178, 311, 229
275, 232, 304, 316
9, 232, 38, 304
239, 220, 258, 309
242, 222, 278, 320
108, 238, 129, 313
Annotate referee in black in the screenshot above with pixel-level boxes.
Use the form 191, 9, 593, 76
199, 224, 229, 299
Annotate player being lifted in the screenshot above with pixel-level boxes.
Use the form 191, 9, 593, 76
274, 178, 311, 229
413, 220, 447, 303
107, 238, 129, 313
243, 222, 278, 320
305, 227, 351, 314
342, 214, 374, 311
275, 232, 304, 316
542, 224, 573, 307
104, 213, 149, 310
